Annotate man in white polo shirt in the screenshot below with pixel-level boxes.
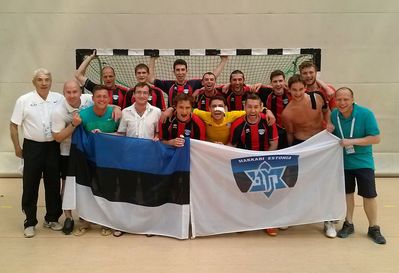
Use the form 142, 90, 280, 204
116, 82, 161, 237
10, 68, 64, 238
117, 82, 161, 140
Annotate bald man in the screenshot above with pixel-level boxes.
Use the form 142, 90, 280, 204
51, 80, 121, 235
329, 87, 386, 244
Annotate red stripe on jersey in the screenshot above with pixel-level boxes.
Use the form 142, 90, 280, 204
159, 114, 206, 141
266, 91, 291, 128
230, 114, 278, 151
257, 86, 273, 106
195, 90, 222, 111
190, 114, 206, 140
108, 85, 128, 108
168, 83, 193, 107
226, 85, 251, 111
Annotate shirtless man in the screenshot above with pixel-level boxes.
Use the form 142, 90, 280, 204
282, 74, 332, 146
281, 74, 336, 238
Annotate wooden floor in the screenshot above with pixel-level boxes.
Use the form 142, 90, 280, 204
0, 178, 398, 273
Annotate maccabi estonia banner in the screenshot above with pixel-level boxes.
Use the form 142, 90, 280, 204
190, 131, 346, 237
63, 127, 345, 239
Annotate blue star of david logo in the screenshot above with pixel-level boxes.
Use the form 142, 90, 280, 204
244, 161, 287, 197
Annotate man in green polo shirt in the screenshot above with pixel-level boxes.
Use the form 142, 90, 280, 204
74, 84, 118, 237
79, 85, 118, 133
330, 87, 386, 244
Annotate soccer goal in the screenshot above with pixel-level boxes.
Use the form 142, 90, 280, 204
75, 48, 321, 88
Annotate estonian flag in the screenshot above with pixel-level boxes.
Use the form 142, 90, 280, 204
63, 126, 190, 239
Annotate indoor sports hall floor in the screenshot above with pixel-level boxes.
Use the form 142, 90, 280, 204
0, 177, 397, 273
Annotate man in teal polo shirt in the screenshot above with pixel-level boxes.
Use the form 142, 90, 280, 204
79, 85, 118, 133
74, 84, 118, 236
330, 87, 386, 244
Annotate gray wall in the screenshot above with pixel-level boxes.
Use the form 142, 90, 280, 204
1, 0, 398, 176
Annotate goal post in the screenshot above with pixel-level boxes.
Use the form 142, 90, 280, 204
75, 48, 321, 88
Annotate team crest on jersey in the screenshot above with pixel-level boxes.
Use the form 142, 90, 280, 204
231, 155, 299, 198
113, 94, 119, 101
258, 129, 265, 135
184, 129, 191, 136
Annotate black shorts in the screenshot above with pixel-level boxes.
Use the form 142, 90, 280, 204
60, 155, 70, 180
344, 168, 377, 198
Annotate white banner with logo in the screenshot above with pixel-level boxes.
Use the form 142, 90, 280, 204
190, 130, 346, 237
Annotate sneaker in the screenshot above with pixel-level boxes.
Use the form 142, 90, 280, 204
43, 221, 63, 231
368, 226, 386, 245
337, 221, 354, 238
265, 228, 278, 236
62, 218, 75, 235
324, 221, 337, 238
24, 226, 35, 238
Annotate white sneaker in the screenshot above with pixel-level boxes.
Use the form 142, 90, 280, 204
43, 221, 63, 231
24, 226, 35, 238
324, 221, 337, 238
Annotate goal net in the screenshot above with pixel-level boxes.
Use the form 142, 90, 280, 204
76, 48, 321, 88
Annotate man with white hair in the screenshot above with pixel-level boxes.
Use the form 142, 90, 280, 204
10, 68, 64, 238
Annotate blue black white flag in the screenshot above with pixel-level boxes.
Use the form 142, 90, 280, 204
63, 126, 190, 239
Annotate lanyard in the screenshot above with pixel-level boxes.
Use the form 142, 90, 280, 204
337, 113, 355, 139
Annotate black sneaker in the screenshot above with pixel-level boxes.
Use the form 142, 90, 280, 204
337, 221, 354, 238
367, 226, 386, 245
62, 218, 75, 235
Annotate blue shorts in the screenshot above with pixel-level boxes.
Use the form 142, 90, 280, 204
344, 168, 377, 198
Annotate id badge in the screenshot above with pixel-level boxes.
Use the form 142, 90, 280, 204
345, 145, 355, 154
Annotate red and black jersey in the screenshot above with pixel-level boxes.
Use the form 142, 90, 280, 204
266, 90, 291, 128
230, 113, 279, 151
225, 85, 251, 111
194, 88, 223, 110
84, 79, 127, 108
154, 79, 202, 107
256, 85, 273, 106
123, 85, 166, 111
159, 114, 206, 141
